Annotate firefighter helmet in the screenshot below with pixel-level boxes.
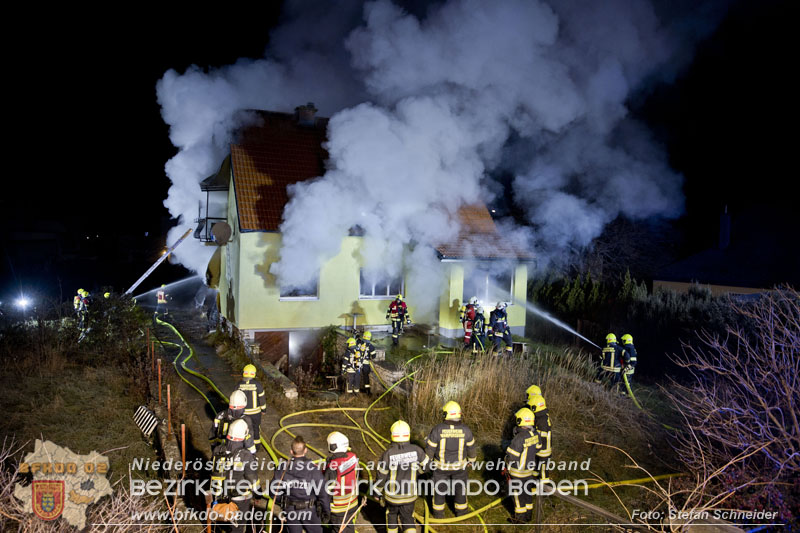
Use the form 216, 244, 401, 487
81, 290, 89, 297
515, 408, 535, 427
529, 394, 547, 413
390, 420, 411, 443
396, 294, 403, 300
496, 301, 506, 310
605, 333, 617, 344
363, 331, 372, 341
469, 296, 478, 305
161, 284, 166, 288
229, 390, 247, 409
442, 401, 462, 421
227, 419, 249, 442
621, 334, 633, 344
327, 431, 349, 453
242, 364, 257, 378
77, 288, 83, 294
526, 385, 542, 403
346, 337, 357, 347
103, 292, 110, 299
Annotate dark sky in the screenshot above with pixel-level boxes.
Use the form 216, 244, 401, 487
1, 0, 794, 302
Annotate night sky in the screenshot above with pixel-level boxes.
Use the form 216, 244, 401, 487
1, 0, 794, 306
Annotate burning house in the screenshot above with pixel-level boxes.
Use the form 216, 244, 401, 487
198, 105, 534, 362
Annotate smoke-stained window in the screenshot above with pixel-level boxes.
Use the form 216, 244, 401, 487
462, 265, 513, 306
279, 277, 319, 300
359, 269, 404, 299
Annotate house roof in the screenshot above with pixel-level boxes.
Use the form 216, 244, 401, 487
228, 109, 534, 261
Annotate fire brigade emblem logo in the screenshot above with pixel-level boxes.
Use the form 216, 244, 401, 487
32, 480, 65, 520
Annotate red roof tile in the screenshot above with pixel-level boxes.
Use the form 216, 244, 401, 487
229, 110, 533, 260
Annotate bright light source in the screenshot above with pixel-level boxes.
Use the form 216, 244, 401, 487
16, 297, 30, 310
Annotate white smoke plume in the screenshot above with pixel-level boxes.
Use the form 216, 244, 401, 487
158, 0, 727, 316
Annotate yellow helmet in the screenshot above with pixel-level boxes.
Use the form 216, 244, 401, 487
390, 420, 411, 442
529, 394, 547, 413
161, 284, 166, 288
525, 385, 541, 403
515, 408, 535, 427
396, 294, 403, 300
81, 290, 89, 297
77, 288, 84, 294
103, 292, 111, 299
605, 333, 617, 344
442, 401, 462, 421
362, 331, 372, 341
242, 364, 257, 378
621, 334, 633, 344
346, 337, 357, 347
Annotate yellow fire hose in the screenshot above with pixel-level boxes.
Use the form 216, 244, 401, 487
154, 317, 684, 531
622, 372, 678, 432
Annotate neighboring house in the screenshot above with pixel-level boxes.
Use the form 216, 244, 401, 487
198, 105, 534, 361
653, 207, 800, 296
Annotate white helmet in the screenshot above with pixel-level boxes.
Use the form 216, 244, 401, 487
496, 301, 506, 310
469, 296, 478, 305
227, 419, 249, 442
327, 431, 349, 453
229, 390, 247, 410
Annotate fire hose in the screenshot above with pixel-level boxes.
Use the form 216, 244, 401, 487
153, 316, 683, 531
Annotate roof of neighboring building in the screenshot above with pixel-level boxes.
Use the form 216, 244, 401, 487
228, 109, 534, 261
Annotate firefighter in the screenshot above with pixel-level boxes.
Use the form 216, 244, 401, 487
425, 401, 477, 518
155, 284, 169, 317
459, 296, 478, 348
528, 394, 552, 483
620, 334, 638, 386
209, 419, 261, 533
324, 431, 360, 533
471, 305, 487, 354
342, 338, 362, 394
386, 294, 411, 347
504, 408, 541, 524
525, 385, 541, 406
488, 302, 513, 356
77, 290, 90, 340
73, 289, 83, 318
377, 420, 429, 533
600, 333, 624, 390
270, 435, 330, 533
209, 390, 257, 454
358, 331, 377, 395
237, 364, 266, 441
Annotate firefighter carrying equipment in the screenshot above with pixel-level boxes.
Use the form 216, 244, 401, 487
325, 445, 359, 515
390, 420, 411, 443
460, 299, 477, 346
621, 334, 637, 377
488, 304, 513, 355
601, 339, 623, 374
386, 297, 411, 346
358, 337, 376, 393
442, 400, 462, 421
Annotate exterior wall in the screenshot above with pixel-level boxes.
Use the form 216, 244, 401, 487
231, 234, 410, 331
653, 280, 765, 297
438, 263, 529, 338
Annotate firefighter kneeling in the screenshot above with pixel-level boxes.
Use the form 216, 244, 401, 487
504, 408, 541, 524
209, 419, 261, 533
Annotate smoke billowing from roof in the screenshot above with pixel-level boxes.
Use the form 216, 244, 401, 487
157, 0, 726, 316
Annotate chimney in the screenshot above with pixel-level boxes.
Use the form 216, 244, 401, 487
718, 205, 731, 250
295, 102, 317, 126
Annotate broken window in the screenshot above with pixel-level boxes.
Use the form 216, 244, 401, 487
279, 277, 319, 300
359, 269, 404, 299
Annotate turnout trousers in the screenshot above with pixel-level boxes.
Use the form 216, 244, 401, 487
431, 468, 469, 518
386, 501, 417, 533
329, 504, 359, 533
509, 474, 535, 522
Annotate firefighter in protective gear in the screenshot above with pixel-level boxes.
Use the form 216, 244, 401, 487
528, 394, 552, 483
73, 289, 83, 318
386, 294, 410, 347
488, 302, 513, 356
324, 432, 360, 533
270, 435, 330, 533
377, 421, 429, 533
599, 333, 623, 389
621, 334, 638, 386
505, 408, 541, 524
425, 401, 477, 518
155, 284, 169, 317
358, 331, 377, 394
209, 390, 257, 454
525, 385, 541, 405
342, 338, 362, 394
77, 290, 90, 339
237, 364, 266, 441
209, 419, 261, 533
459, 296, 479, 348
471, 305, 487, 353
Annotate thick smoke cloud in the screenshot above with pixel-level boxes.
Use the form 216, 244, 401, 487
158, 0, 726, 317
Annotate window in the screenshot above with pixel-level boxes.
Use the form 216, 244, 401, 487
463, 266, 513, 306
359, 269, 404, 299
279, 277, 319, 300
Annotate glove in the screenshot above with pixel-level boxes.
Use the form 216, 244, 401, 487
379, 496, 386, 508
